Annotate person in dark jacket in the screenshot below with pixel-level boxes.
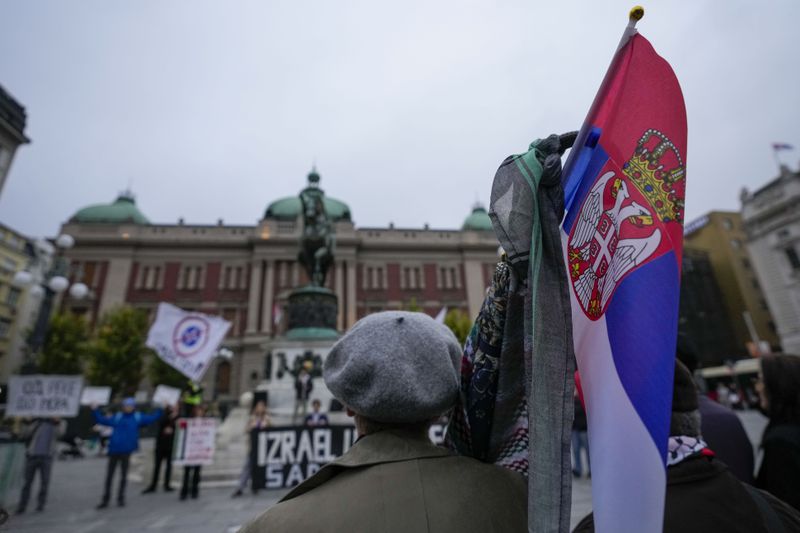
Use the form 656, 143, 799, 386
573, 360, 800, 533
756, 354, 800, 511
180, 404, 205, 501
92, 398, 162, 508
241, 312, 526, 533
676, 335, 755, 483
571, 392, 589, 478
16, 418, 66, 514
142, 404, 178, 494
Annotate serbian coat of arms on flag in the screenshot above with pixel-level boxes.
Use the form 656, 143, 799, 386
567, 129, 685, 320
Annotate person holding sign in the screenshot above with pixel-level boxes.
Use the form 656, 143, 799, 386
142, 404, 178, 494
304, 399, 328, 427
16, 418, 66, 514
179, 405, 206, 501
232, 400, 271, 498
240, 311, 525, 532
92, 398, 162, 509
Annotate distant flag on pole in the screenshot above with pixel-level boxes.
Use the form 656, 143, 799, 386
434, 306, 448, 323
772, 142, 794, 151
146, 303, 231, 382
560, 7, 687, 533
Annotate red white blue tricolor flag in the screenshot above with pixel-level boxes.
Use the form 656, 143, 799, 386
560, 11, 687, 533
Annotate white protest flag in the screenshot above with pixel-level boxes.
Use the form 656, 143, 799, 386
434, 307, 448, 324
146, 303, 231, 382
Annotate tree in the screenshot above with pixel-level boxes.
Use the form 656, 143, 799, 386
148, 354, 187, 389
405, 298, 422, 312
86, 306, 149, 397
37, 313, 89, 374
444, 309, 473, 346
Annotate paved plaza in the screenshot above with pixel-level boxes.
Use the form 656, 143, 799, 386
1, 410, 768, 532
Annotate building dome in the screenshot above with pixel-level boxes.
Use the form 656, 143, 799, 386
462, 204, 493, 231
263, 168, 352, 222
71, 192, 150, 225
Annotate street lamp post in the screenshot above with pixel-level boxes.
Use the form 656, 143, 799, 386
12, 233, 89, 374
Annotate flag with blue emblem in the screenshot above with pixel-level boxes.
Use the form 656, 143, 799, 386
560, 8, 687, 533
146, 302, 231, 382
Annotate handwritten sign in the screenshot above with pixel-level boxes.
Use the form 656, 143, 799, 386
152, 385, 181, 407
7, 375, 83, 417
80, 386, 111, 406
173, 417, 217, 466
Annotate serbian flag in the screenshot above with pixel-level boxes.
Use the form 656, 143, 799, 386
560, 13, 687, 533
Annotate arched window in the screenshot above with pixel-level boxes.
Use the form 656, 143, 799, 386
215, 361, 231, 395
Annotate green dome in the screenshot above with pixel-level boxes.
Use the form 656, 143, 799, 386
462, 204, 493, 231
71, 193, 149, 225
263, 168, 352, 222
264, 196, 351, 221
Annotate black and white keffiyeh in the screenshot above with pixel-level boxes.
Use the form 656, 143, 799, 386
667, 435, 708, 466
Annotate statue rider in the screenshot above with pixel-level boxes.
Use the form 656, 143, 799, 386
298, 168, 334, 287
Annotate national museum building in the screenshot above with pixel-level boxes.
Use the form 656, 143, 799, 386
58, 169, 499, 401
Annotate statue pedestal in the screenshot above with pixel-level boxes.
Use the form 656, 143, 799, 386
286, 285, 338, 340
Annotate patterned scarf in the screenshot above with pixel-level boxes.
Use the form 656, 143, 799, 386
666, 435, 710, 467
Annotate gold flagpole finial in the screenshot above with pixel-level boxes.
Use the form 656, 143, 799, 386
629, 6, 645, 22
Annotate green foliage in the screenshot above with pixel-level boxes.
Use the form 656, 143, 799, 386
37, 313, 89, 374
85, 306, 148, 397
405, 297, 422, 312
148, 354, 186, 389
444, 309, 473, 346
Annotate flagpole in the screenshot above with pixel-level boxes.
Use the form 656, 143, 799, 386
772, 145, 782, 172
616, 6, 645, 51
562, 6, 646, 205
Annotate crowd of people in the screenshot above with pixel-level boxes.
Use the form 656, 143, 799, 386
10, 309, 800, 531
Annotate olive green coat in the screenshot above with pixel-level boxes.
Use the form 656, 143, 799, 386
240, 429, 527, 533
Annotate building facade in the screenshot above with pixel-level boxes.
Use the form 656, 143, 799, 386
678, 248, 740, 365
741, 164, 800, 354
684, 211, 779, 355
58, 171, 499, 401
0, 84, 30, 198
0, 223, 50, 383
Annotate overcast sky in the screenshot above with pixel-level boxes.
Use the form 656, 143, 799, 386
1, 0, 798, 237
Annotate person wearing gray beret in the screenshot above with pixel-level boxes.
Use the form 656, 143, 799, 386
240, 311, 526, 533
324, 310, 462, 426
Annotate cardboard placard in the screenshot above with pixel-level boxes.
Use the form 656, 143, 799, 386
80, 386, 111, 406
152, 385, 181, 407
7, 375, 83, 417
173, 417, 217, 466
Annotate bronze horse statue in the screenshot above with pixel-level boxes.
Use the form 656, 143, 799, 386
298, 183, 334, 287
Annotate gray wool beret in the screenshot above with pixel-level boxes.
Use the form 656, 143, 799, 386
323, 311, 462, 424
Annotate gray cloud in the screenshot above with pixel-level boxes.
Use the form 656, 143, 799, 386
1, 0, 798, 237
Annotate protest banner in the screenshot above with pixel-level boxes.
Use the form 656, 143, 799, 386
172, 417, 217, 466
7, 375, 83, 417
146, 302, 231, 382
152, 385, 181, 407
251, 423, 446, 490
80, 386, 111, 406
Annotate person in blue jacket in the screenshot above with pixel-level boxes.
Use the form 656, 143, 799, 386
92, 397, 161, 508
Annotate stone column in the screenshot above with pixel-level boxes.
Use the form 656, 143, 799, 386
98, 257, 133, 317
335, 260, 344, 330
246, 261, 263, 333
260, 260, 275, 333
463, 258, 485, 319
346, 261, 357, 328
